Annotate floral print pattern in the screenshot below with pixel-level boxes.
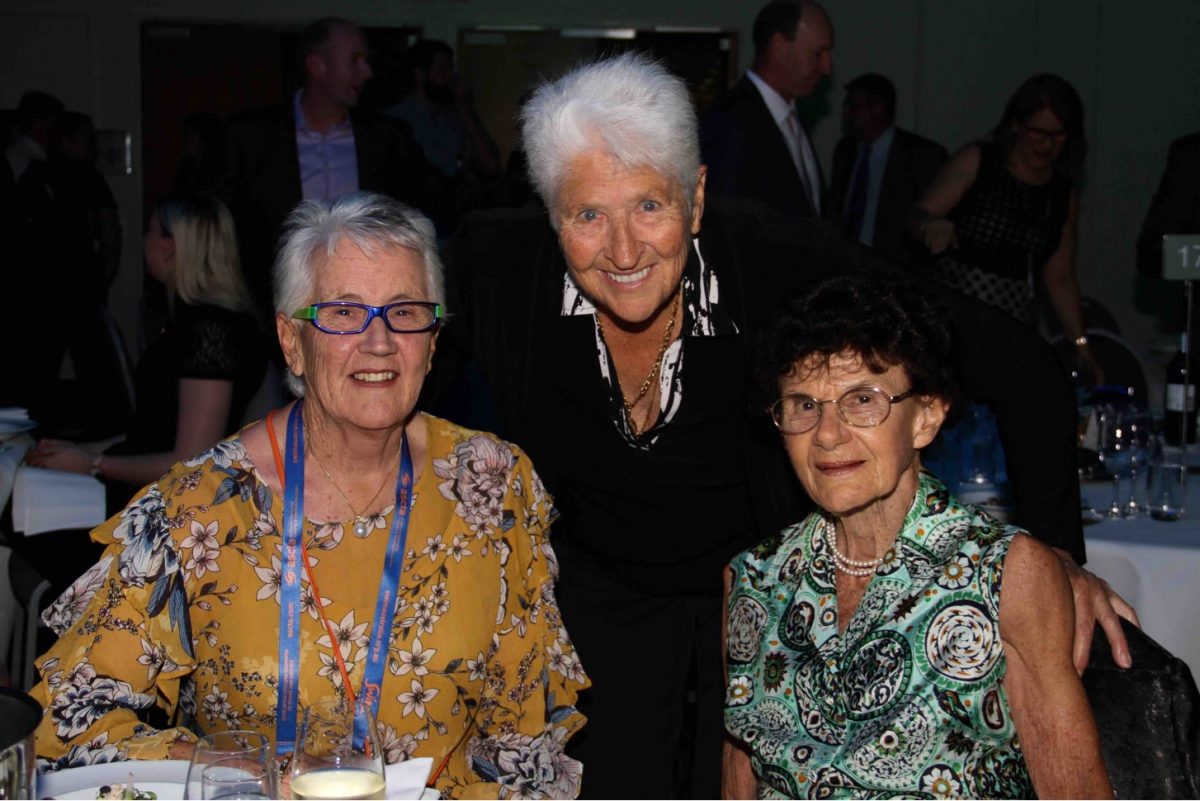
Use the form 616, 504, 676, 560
32, 414, 588, 798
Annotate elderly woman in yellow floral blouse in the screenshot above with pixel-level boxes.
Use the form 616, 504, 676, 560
31, 192, 588, 799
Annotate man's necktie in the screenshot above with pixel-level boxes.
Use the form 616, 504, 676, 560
844, 141, 871, 242
786, 111, 818, 214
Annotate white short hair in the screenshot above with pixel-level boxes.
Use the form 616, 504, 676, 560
273, 192, 446, 396
520, 52, 700, 225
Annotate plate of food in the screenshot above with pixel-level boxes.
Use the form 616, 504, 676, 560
38, 760, 189, 800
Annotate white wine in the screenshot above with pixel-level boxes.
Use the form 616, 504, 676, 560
290, 768, 386, 800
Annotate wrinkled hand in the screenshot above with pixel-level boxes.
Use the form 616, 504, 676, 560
1053, 548, 1140, 674
921, 218, 958, 255
167, 739, 196, 762
25, 438, 92, 474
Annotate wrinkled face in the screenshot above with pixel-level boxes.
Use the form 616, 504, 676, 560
775, 8, 834, 101
310, 24, 373, 108
277, 239, 437, 433
779, 351, 946, 520
556, 149, 705, 328
143, 212, 174, 285
1012, 107, 1068, 171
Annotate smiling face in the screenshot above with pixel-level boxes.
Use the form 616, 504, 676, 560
555, 149, 705, 329
1011, 107, 1068, 173
276, 238, 437, 434
779, 351, 947, 525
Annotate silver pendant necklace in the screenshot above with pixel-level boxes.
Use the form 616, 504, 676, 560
307, 428, 399, 538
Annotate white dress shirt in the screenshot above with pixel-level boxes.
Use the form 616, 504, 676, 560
746, 70, 822, 215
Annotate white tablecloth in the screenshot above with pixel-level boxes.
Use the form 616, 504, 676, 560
1081, 481, 1200, 678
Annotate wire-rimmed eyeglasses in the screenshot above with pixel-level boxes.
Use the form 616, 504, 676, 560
768, 387, 915, 434
292, 301, 442, 334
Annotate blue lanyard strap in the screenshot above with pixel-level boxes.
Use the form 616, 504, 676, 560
275, 401, 415, 756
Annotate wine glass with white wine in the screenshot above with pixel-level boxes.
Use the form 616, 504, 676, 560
290, 697, 386, 800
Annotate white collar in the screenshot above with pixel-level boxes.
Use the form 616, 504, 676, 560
746, 70, 798, 128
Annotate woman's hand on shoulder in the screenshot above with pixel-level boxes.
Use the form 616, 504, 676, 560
1051, 546, 1139, 673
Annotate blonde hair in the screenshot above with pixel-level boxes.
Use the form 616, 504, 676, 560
156, 194, 255, 315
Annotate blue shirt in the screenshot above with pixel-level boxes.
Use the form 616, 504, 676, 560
848, 126, 896, 247
385, 96, 465, 179
293, 90, 359, 202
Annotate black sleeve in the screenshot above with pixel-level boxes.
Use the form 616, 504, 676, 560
788, 217, 1086, 561
176, 308, 244, 381
1137, 137, 1200, 278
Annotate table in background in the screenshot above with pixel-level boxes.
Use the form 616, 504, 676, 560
1081, 481, 1200, 679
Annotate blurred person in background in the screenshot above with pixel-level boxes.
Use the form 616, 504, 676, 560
913, 74, 1100, 380
28, 194, 265, 515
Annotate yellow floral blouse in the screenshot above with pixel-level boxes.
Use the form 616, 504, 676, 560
32, 414, 589, 799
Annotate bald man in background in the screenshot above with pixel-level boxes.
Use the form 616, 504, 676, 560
700, 0, 833, 223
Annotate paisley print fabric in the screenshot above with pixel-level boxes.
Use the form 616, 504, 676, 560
32, 414, 588, 799
725, 472, 1033, 799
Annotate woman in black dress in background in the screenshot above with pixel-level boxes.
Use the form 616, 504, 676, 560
913, 74, 1101, 378
29, 194, 265, 515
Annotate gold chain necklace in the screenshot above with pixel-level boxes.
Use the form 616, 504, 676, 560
306, 429, 401, 538
596, 284, 682, 437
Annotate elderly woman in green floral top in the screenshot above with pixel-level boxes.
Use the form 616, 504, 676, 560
32, 192, 588, 799
723, 274, 1111, 799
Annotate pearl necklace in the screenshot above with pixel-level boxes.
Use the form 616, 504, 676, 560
824, 518, 884, 577
307, 430, 400, 538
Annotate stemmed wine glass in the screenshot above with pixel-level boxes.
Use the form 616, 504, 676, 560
290, 697, 387, 800
183, 730, 277, 800
1119, 407, 1154, 517
1099, 406, 1132, 518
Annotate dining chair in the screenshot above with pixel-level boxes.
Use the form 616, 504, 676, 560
1083, 619, 1200, 798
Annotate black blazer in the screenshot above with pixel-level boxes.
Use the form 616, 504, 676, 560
828, 127, 948, 265
426, 196, 1086, 570
700, 75, 825, 223
222, 103, 450, 311
1137, 132, 1200, 278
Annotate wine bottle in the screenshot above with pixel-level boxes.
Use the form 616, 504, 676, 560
1164, 333, 1197, 445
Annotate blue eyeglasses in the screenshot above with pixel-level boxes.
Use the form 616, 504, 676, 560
292, 301, 442, 334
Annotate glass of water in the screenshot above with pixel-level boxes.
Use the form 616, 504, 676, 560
1147, 457, 1187, 521
184, 730, 277, 800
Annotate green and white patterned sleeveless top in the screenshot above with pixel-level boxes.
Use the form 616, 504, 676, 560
725, 472, 1034, 799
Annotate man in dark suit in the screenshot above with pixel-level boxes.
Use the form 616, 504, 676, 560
1137, 132, 1200, 278
223, 17, 448, 316
827, 73, 947, 265
700, 0, 832, 222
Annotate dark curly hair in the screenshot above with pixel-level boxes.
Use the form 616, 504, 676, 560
759, 274, 963, 420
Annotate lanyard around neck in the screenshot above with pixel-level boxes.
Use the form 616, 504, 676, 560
273, 401, 415, 755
